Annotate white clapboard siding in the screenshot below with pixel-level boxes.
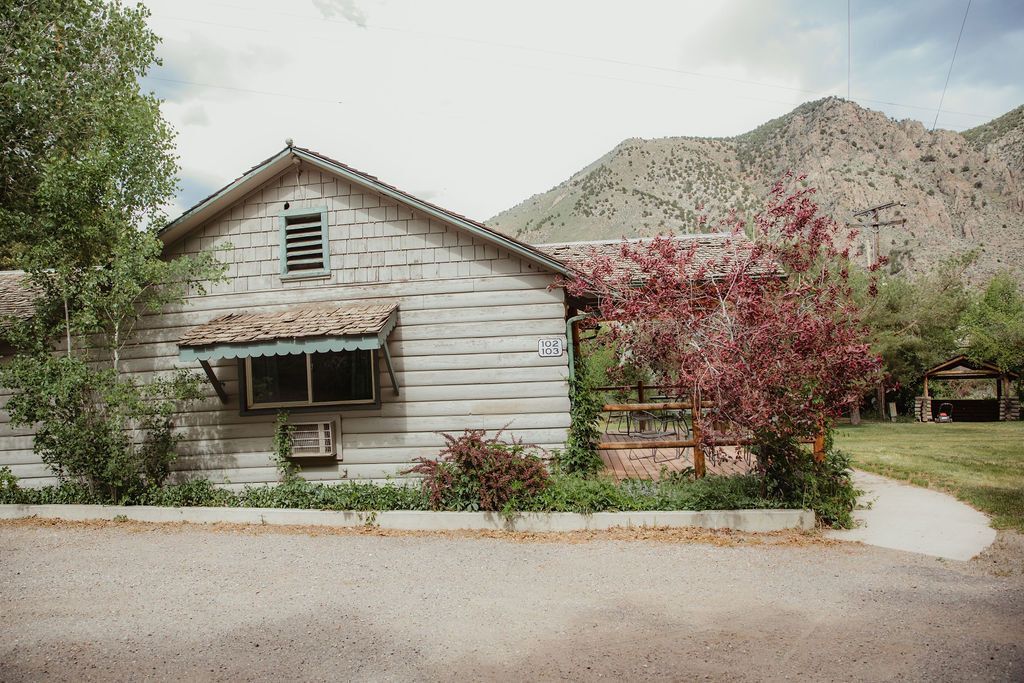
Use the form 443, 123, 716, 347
0, 161, 572, 486
107, 318, 565, 363
339, 428, 569, 450
123, 301, 566, 341
113, 348, 568, 379
166, 395, 569, 430
14, 476, 60, 489
168, 402, 565, 443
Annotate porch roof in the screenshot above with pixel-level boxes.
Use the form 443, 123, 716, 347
923, 354, 1019, 381
536, 233, 784, 282
178, 302, 398, 362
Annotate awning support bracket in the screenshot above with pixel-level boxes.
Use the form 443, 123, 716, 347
199, 360, 229, 404
381, 343, 400, 396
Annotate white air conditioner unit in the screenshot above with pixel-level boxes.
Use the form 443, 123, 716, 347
290, 421, 336, 458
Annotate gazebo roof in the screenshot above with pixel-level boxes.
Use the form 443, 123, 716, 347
923, 355, 1019, 381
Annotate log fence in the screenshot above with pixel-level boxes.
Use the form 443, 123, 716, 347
594, 381, 824, 478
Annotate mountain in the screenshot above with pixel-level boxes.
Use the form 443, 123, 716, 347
488, 98, 1024, 281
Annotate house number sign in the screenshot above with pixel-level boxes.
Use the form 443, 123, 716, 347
537, 338, 564, 357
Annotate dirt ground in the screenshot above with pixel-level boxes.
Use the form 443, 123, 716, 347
1, 520, 1022, 682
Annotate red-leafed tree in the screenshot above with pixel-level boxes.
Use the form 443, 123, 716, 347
562, 175, 882, 469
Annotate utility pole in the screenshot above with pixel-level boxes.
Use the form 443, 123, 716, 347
849, 200, 907, 266
849, 200, 907, 422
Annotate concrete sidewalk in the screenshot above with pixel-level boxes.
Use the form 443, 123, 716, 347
827, 470, 996, 561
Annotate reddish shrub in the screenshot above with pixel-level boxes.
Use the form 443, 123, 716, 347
404, 430, 550, 511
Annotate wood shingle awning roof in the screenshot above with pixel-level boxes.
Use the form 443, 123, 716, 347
0, 272, 38, 328
178, 302, 399, 362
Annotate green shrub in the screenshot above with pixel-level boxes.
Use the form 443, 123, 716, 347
0, 467, 102, 505
0, 356, 204, 503
555, 354, 605, 476
523, 471, 785, 514
141, 478, 237, 507
755, 433, 860, 528
271, 411, 299, 481
525, 474, 639, 513
622, 473, 780, 511
0, 466, 19, 503
236, 478, 428, 511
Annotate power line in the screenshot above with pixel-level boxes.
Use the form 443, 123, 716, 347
932, 0, 972, 130
148, 4, 998, 122
144, 76, 343, 104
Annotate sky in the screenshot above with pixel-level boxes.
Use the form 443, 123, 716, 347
140, 0, 1024, 221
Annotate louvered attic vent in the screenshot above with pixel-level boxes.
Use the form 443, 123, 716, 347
290, 421, 336, 458
280, 208, 328, 276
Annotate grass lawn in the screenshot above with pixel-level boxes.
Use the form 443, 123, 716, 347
833, 421, 1024, 531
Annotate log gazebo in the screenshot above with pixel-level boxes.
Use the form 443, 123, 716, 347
915, 355, 1021, 422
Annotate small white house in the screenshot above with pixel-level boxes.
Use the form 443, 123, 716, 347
0, 146, 574, 488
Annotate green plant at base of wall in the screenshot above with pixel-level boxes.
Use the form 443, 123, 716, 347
755, 430, 860, 528
555, 355, 605, 476
272, 412, 299, 482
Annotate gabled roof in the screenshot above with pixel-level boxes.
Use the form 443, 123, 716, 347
536, 233, 784, 281
923, 354, 1019, 380
160, 146, 570, 276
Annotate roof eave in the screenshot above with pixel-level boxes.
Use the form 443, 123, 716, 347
160, 148, 294, 246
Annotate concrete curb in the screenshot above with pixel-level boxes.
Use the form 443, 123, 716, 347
0, 504, 815, 533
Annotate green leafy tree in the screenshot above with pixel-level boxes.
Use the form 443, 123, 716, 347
961, 272, 1024, 378
858, 253, 973, 407
0, 0, 225, 501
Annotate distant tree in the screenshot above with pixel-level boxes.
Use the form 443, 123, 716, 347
562, 175, 882, 481
0, 0, 224, 501
961, 272, 1024, 378
857, 253, 974, 408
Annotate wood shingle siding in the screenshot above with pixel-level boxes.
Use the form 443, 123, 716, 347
0, 159, 570, 487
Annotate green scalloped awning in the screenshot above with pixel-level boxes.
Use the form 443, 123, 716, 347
179, 333, 388, 362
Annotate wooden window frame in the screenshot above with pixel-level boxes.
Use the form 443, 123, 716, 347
279, 206, 330, 279
238, 350, 381, 416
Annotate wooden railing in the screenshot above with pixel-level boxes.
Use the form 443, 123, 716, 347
595, 381, 824, 477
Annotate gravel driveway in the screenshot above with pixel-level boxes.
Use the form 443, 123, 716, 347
1, 521, 1022, 682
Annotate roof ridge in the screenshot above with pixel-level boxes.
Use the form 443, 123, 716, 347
535, 232, 736, 247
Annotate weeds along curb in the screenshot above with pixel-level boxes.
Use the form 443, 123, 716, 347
0, 504, 815, 532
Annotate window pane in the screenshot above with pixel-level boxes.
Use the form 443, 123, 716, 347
311, 350, 374, 403
249, 354, 309, 405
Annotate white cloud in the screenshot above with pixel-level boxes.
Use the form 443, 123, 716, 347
180, 104, 209, 127
312, 0, 368, 27
143, 0, 1024, 222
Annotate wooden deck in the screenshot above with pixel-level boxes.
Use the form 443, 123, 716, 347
599, 433, 756, 480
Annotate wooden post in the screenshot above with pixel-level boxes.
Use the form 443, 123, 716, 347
692, 392, 706, 478
637, 380, 651, 433
813, 421, 826, 463
923, 374, 929, 398
199, 360, 229, 404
